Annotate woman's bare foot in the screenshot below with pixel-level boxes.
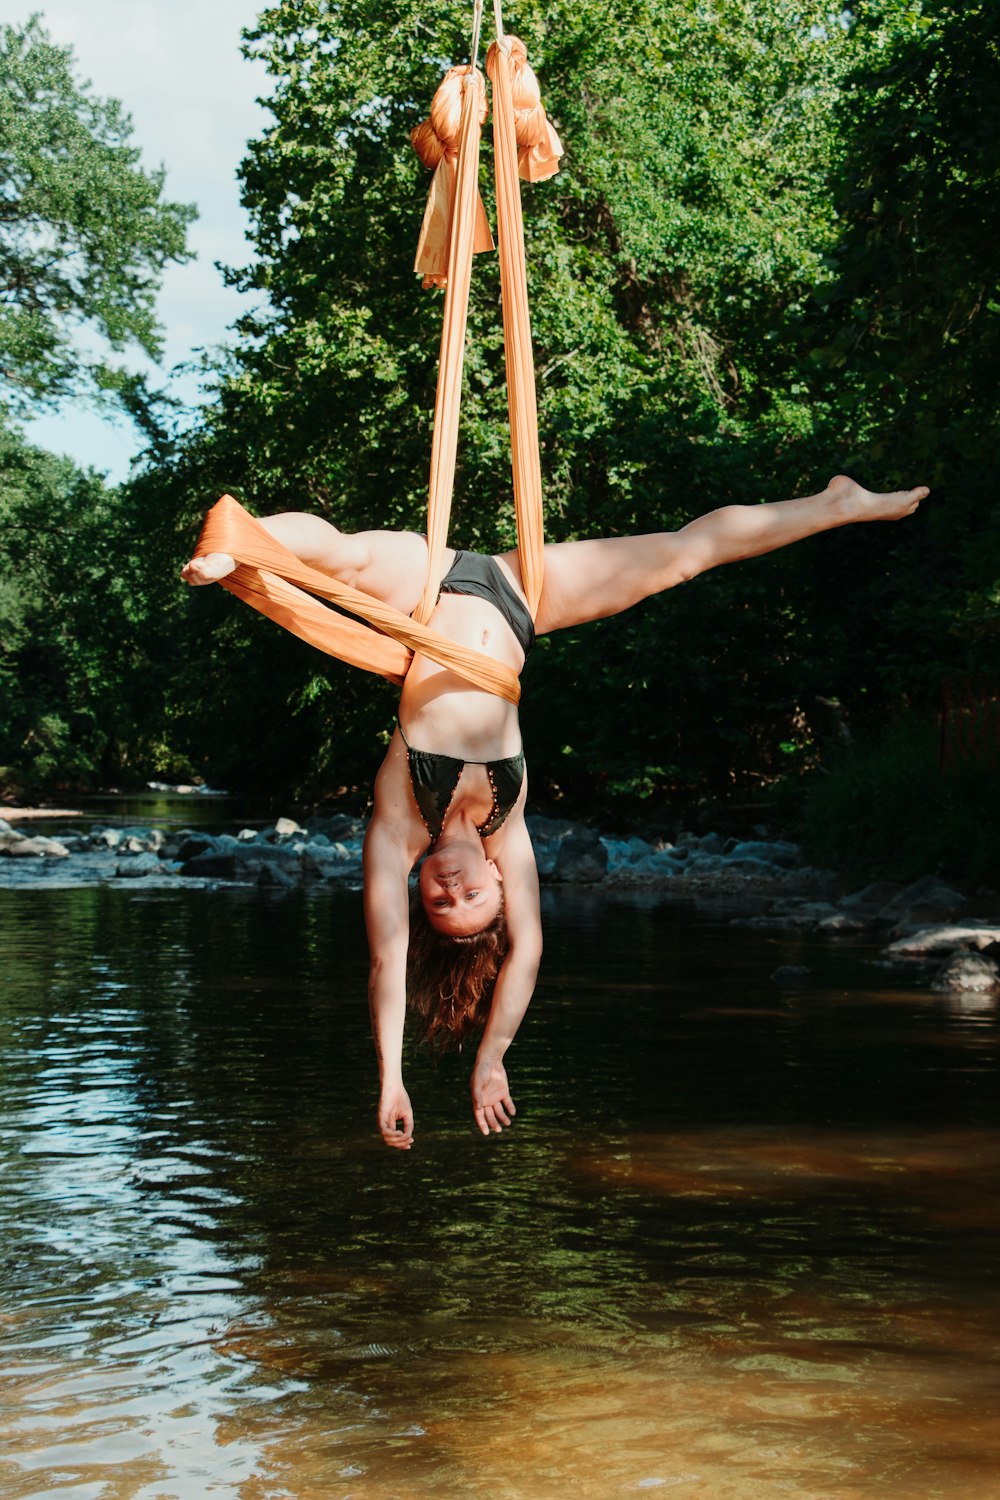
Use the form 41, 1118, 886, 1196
180, 553, 237, 586
826, 474, 929, 522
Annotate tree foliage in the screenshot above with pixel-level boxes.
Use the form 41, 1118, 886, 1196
6, 0, 1000, 850
0, 15, 196, 414
213, 0, 854, 527
0, 421, 186, 789
167, 0, 868, 800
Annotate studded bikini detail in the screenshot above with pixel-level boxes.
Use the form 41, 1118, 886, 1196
398, 725, 525, 844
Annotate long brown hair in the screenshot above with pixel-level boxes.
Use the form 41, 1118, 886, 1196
406, 889, 508, 1050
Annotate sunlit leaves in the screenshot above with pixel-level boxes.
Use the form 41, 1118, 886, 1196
12, 0, 998, 811
0, 17, 196, 413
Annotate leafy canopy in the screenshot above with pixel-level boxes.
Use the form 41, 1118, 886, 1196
0, 14, 196, 414
6, 0, 1000, 844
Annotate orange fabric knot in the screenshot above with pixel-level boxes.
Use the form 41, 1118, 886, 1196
486, 37, 563, 183
410, 118, 448, 170
412, 67, 494, 289
411, 66, 487, 166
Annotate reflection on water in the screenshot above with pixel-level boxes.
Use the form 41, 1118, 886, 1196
26, 790, 279, 838
0, 885, 998, 1498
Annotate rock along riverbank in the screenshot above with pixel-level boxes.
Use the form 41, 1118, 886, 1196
2, 811, 997, 1000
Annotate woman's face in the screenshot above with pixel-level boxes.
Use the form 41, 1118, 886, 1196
419, 840, 503, 936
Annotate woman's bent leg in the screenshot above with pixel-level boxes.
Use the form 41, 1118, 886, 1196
261, 514, 433, 615
527, 475, 927, 635
185, 512, 433, 615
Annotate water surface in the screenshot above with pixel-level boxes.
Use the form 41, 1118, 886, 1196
1, 885, 998, 1498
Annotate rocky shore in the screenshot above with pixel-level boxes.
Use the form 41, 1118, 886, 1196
2, 812, 997, 998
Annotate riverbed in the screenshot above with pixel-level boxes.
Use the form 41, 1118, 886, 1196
1, 882, 998, 1498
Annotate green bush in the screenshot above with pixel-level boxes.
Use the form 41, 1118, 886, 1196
796, 716, 1000, 888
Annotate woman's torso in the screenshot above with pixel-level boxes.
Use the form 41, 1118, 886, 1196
399, 549, 528, 757
382, 549, 531, 850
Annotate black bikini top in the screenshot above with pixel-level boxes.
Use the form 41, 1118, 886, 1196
438, 550, 535, 656
398, 724, 525, 843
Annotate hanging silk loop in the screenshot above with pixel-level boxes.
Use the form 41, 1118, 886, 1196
195, 5, 563, 699
469, 0, 484, 75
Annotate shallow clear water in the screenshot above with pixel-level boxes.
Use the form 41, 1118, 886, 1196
64, 792, 266, 831
1, 884, 998, 1499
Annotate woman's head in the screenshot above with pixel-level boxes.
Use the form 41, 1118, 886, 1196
418, 839, 503, 936
406, 885, 508, 1051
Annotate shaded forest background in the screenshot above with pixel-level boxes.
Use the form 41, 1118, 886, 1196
2, 0, 998, 881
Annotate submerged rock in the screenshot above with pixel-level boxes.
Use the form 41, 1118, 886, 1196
115, 853, 164, 878
841, 880, 904, 915
553, 830, 609, 884
879, 875, 967, 929
771, 964, 812, 986
301, 843, 363, 880
176, 832, 220, 863
885, 923, 1000, 959
818, 912, 871, 934
181, 838, 293, 880
257, 861, 297, 890
931, 951, 1000, 995
180, 849, 238, 878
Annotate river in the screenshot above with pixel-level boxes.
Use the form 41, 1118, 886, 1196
1, 882, 998, 1498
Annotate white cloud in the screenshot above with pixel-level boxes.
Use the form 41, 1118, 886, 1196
3, 0, 272, 478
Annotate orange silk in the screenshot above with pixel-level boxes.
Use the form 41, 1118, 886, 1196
502, 36, 563, 182
486, 36, 547, 617
413, 157, 495, 290
196, 495, 521, 704
412, 68, 494, 289
194, 37, 559, 700
412, 71, 488, 625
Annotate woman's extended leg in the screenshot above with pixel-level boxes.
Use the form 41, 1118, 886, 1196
523, 476, 928, 635
182, 512, 434, 615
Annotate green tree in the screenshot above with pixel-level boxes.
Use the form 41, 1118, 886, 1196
218, 0, 851, 527
0, 422, 189, 790
16, 0, 997, 841
166, 0, 861, 801
0, 14, 196, 414
787, 0, 1000, 710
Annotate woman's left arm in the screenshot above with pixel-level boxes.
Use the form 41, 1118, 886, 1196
470, 809, 542, 1136
364, 748, 426, 1150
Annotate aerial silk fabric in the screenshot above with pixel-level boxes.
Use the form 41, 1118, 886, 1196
193, 23, 560, 701
411, 67, 494, 627
195, 494, 522, 704
411, 34, 559, 627
412, 66, 494, 290
487, 35, 558, 620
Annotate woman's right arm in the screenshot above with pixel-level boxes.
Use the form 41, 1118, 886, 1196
363, 774, 419, 1149
470, 807, 543, 1135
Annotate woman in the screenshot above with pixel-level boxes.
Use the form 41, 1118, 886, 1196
183, 474, 927, 1149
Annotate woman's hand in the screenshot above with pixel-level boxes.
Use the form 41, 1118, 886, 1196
470, 1054, 516, 1136
377, 1084, 414, 1150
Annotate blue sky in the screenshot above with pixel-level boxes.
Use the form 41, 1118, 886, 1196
3, 0, 270, 481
